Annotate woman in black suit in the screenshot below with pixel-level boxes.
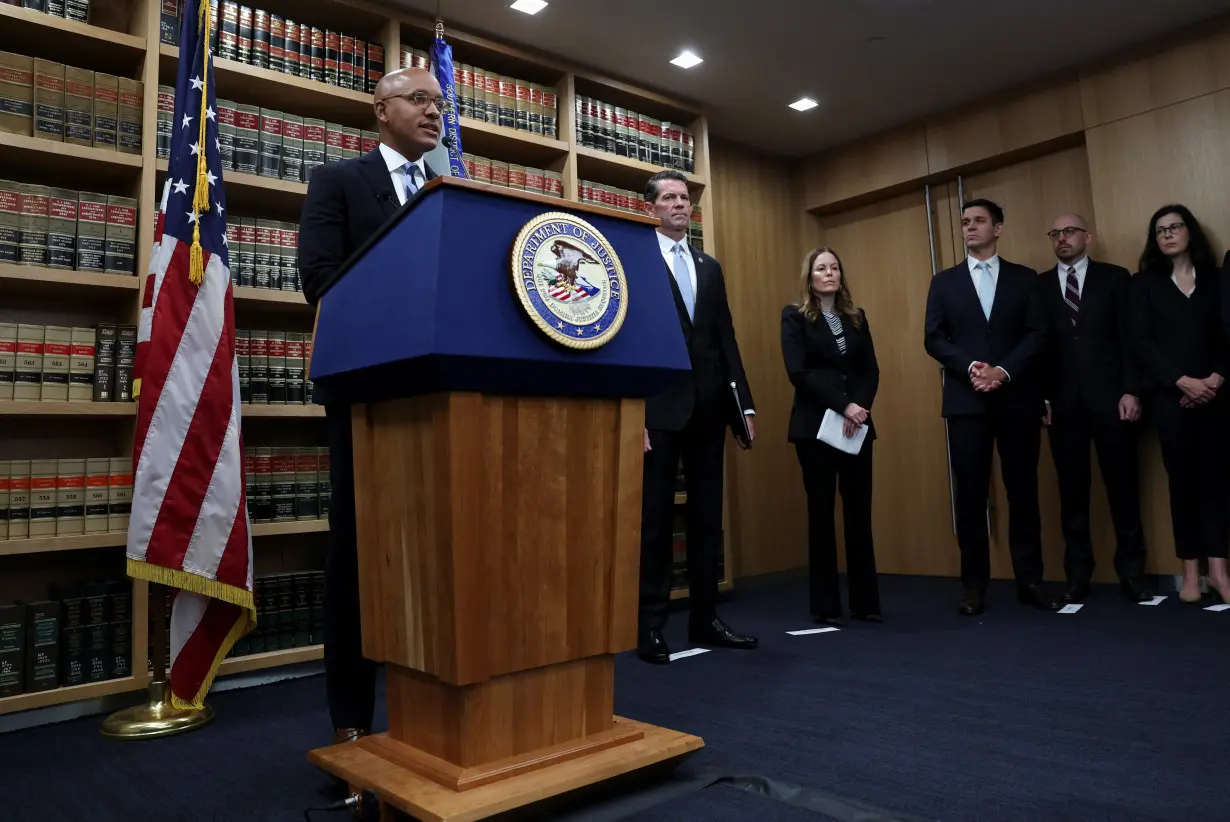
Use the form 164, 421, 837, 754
781, 246, 881, 625
1129, 204, 1230, 604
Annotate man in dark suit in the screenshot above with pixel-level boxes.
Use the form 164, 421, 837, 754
924, 198, 1057, 615
636, 169, 758, 664
1038, 213, 1151, 603
298, 67, 442, 744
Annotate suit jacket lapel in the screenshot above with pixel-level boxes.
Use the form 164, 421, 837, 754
957, 262, 990, 329
358, 149, 399, 220
1074, 262, 1100, 328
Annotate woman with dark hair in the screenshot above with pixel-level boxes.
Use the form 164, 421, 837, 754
781, 247, 881, 625
1129, 204, 1230, 603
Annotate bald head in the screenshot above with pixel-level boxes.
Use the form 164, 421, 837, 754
1052, 213, 1088, 232
1049, 212, 1091, 264
373, 68, 444, 160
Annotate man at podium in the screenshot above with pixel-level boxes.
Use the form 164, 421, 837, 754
298, 67, 444, 745
636, 170, 760, 664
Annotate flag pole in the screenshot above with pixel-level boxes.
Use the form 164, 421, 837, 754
100, 587, 216, 739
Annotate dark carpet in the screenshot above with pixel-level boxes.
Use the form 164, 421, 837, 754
1, 573, 1226, 822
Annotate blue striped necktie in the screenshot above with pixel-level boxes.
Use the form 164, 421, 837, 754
403, 162, 421, 200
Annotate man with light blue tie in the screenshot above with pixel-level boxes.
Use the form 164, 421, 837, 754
636, 169, 759, 664
924, 198, 1056, 616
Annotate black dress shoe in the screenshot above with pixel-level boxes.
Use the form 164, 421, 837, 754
688, 616, 758, 649
1120, 577, 1153, 603
637, 629, 670, 664
958, 591, 985, 616
332, 727, 369, 745
1018, 583, 1061, 611
1062, 581, 1092, 603
815, 616, 845, 628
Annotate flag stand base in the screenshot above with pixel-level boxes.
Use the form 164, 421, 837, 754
101, 680, 214, 740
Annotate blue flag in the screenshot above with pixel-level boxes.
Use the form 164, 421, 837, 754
430, 27, 469, 179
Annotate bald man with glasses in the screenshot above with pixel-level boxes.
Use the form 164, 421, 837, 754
1037, 213, 1151, 604
298, 67, 444, 746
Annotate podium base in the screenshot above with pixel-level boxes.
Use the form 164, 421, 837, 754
308, 718, 703, 822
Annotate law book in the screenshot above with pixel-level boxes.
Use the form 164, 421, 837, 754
257, 109, 283, 178
514, 79, 531, 132
316, 446, 329, 517
340, 126, 359, 161
0, 460, 8, 539
455, 64, 471, 119
340, 34, 357, 91
0, 51, 33, 136
85, 621, 109, 682
280, 114, 303, 182
225, 221, 240, 284
292, 571, 311, 647
232, 104, 259, 174
308, 27, 324, 83
236, 4, 252, 64
276, 573, 293, 649
59, 622, 85, 686
302, 118, 325, 180
216, 98, 236, 169
366, 42, 383, 93
268, 14, 285, 74
107, 456, 131, 532
544, 170, 563, 198
251, 8, 270, 69
27, 459, 57, 538
483, 71, 499, 124
117, 77, 142, 156
269, 448, 294, 522
470, 67, 487, 122
242, 447, 255, 522
360, 129, 378, 155
0, 323, 14, 401
21, 0, 45, 10
235, 328, 250, 402
115, 324, 135, 401
283, 18, 300, 77
279, 222, 297, 291
39, 325, 71, 401
237, 217, 255, 286
253, 220, 272, 288
324, 30, 339, 86
110, 617, 130, 678
76, 191, 107, 272
217, 1, 239, 62
294, 448, 318, 520
14, 324, 43, 401
4, 461, 29, 542
91, 72, 118, 149
47, 0, 64, 13
266, 330, 286, 403
83, 457, 109, 533
159, 0, 181, 47
247, 576, 267, 652
285, 332, 304, 403
0, 603, 25, 698
44, 187, 76, 270
310, 570, 324, 642
303, 335, 313, 404
323, 122, 344, 164
63, 66, 93, 147
64, 0, 87, 22
0, 180, 17, 262
92, 323, 116, 401
22, 600, 59, 692
17, 184, 50, 267
528, 83, 544, 135
105, 195, 137, 276
55, 458, 85, 535
252, 447, 271, 521
247, 328, 268, 403
32, 59, 65, 142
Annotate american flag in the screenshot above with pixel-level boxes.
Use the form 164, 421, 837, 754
126, 0, 254, 711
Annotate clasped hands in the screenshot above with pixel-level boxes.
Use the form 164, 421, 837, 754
1177, 373, 1223, 409
970, 362, 1007, 393
842, 403, 868, 438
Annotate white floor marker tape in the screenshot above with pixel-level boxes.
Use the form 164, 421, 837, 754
786, 627, 841, 636
668, 648, 711, 661
1058, 603, 1083, 614
1140, 596, 1167, 606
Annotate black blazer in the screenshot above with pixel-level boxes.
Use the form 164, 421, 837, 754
780, 305, 879, 442
1129, 265, 1227, 394
1037, 259, 1137, 418
645, 242, 755, 432
1221, 251, 1230, 343
924, 258, 1046, 417
299, 148, 437, 308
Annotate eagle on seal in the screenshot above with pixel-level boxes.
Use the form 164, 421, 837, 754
548, 238, 600, 287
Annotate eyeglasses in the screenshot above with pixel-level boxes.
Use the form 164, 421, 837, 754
1155, 222, 1186, 237
1047, 226, 1085, 240
377, 90, 451, 113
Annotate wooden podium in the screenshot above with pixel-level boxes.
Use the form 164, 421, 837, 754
306, 177, 704, 821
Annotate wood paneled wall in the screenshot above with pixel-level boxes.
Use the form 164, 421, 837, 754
753, 14, 1230, 583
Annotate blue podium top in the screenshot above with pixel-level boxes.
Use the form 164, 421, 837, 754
309, 177, 691, 405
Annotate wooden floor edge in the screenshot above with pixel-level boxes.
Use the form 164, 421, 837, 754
307, 719, 704, 822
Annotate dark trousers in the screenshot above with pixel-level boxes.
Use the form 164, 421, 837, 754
1148, 394, 1228, 560
794, 439, 880, 619
323, 403, 376, 731
1047, 404, 1146, 582
639, 417, 724, 633
947, 413, 1043, 592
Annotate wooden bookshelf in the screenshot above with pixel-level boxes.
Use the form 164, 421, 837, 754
1, 0, 722, 716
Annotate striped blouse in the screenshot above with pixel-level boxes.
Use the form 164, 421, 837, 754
823, 311, 847, 354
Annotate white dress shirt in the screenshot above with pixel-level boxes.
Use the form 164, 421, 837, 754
378, 143, 427, 206
966, 253, 1009, 381
1056, 256, 1088, 298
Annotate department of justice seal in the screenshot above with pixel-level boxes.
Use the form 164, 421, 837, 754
510, 212, 628, 350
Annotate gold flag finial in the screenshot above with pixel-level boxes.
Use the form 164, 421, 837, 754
435, 17, 444, 37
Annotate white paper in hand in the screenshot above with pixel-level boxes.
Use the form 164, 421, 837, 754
818, 408, 868, 455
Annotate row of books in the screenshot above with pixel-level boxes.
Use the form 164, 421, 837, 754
0, 51, 141, 153
575, 96, 696, 174
0, 579, 131, 699
400, 49, 560, 141
463, 155, 564, 198
236, 329, 314, 406
238, 571, 325, 658
160, 1, 384, 95
0, 457, 132, 541
157, 88, 379, 184
223, 217, 302, 293
0, 1, 88, 22
244, 447, 330, 524
578, 180, 647, 216
0, 323, 135, 403
0, 181, 138, 275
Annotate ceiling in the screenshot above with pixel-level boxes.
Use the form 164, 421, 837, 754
390, 0, 1227, 158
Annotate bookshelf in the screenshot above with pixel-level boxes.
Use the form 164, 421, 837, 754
0, 0, 724, 718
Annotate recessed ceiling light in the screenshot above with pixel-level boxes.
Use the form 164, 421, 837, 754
789, 97, 818, 112
509, 0, 547, 14
670, 50, 703, 69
